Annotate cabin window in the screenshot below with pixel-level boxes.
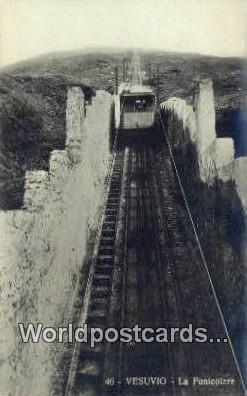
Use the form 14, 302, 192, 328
121, 95, 154, 113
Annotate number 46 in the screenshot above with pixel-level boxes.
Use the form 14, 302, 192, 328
105, 377, 115, 386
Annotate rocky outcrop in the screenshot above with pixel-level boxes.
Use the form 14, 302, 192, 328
66, 87, 85, 164
23, 170, 49, 210
160, 78, 246, 213
195, 79, 216, 151
161, 79, 235, 184
0, 87, 113, 395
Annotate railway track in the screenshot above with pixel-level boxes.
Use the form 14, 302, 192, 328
65, 130, 245, 396
65, 146, 126, 396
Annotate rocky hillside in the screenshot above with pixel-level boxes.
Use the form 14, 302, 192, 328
0, 49, 246, 209
0, 72, 92, 209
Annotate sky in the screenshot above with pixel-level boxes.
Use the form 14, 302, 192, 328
0, 0, 246, 67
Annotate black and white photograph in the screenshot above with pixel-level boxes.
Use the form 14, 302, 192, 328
0, 1, 246, 395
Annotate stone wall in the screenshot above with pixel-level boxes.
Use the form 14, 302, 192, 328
160, 79, 246, 377
161, 79, 236, 184
160, 78, 247, 211
0, 87, 113, 395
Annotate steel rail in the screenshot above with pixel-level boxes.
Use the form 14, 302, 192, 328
159, 111, 246, 395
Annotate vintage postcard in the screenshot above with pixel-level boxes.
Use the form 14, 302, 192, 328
0, 1, 246, 395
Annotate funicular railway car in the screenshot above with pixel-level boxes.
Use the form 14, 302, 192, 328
118, 83, 156, 131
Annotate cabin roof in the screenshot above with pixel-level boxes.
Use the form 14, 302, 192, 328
118, 82, 154, 96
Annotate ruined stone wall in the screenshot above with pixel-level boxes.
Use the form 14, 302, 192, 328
0, 87, 113, 395
161, 79, 236, 184
160, 79, 246, 376
160, 78, 247, 213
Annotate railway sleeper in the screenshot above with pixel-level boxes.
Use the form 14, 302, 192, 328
90, 297, 109, 311
106, 202, 119, 209
98, 246, 115, 256
100, 237, 115, 246
111, 171, 122, 177
102, 220, 116, 226
91, 287, 110, 299
104, 208, 118, 215
93, 274, 111, 288
110, 172, 122, 178
87, 314, 107, 328
88, 308, 107, 321
103, 216, 116, 224
101, 230, 115, 238
102, 220, 116, 229
109, 186, 121, 193
97, 256, 114, 265
101, 225, 116, 232
94, 264, 112, 276
107, 193, 119, 198
75, 369, 103, 393
110, 176, 121, 182
80, 341, 105, 358
108, 193, 120, 200
108, 188, 121, 194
